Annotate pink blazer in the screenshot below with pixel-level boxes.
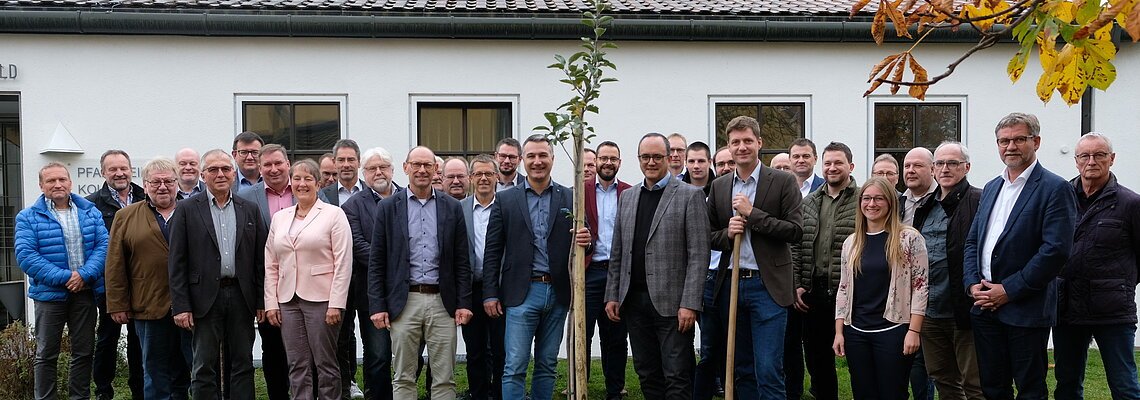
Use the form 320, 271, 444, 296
264, 200, 353, 310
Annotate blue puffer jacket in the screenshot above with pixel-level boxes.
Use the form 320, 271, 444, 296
15, 193, 108, 301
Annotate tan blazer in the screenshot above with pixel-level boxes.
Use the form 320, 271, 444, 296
105, 201, 173, 320
264, 200, 353, 310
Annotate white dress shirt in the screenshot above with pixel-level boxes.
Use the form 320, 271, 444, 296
980, 160, 1038, 281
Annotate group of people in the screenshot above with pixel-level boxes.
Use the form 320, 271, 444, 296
14, 111, 1139, 400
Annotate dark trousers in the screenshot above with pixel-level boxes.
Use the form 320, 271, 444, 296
584, 265, 629, 399
191, 285, 257, 400
910, 348, 934, 400
623, 290, 695, 400
971, 311, 1049, 400
94, 293, 143, 400
261, 320, 291, 400
1052, 323, 1140, 400
693, 270, 725, 400
134, 313, 192, 400
462, 281, 506, 400
784, 308, 806, 400
341, 276, 394, 400
801, 286, 839, 400
33, 291, 97, 400
843, 325, 915, 400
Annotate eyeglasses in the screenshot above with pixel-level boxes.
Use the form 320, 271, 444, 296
860, 195, 890, 203
407, 161, 435, 171
146, 179, 176, 187
363, 165, 393, 172
204, 166, 234, 174
235, 150, 260, 158
471, 171, 496, 178
933, 160, 966, 169
872, 171, 898, 177
495, 153, 519, 161
638, 154, 666, 162
1075, 152, 1110, 163
598, 156, 620, 164
714, 161, 735, 169
444, 174, 468, 181
997, 135, 1035, 147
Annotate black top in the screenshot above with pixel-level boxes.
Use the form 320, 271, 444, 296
630, 185, 665, 293
852, 231, 893, 331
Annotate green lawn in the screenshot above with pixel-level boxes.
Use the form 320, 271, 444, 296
107, 350, 1127, 399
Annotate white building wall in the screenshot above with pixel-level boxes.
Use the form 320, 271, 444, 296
4, 33, 1138, 354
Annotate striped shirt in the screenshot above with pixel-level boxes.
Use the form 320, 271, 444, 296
49, 201, 85, 271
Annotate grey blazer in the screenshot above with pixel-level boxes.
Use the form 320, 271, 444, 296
605, 176, 710, 316
238, 182, 297, 229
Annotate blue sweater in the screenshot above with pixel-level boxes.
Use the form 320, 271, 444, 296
15, 193, 108, 301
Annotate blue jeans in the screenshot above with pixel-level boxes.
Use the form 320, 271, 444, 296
357, 305, 393, 400
135, 313, 193, 400
719, 274, 788, 399
584, 265, 628, 399
502, 282, 568, 400
1053, 323, 1140, 400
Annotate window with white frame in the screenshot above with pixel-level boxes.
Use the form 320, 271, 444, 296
413, 96, 517, 160
711, 98, 808, 166
872, 100, 963, 189
237, 95, 347, 162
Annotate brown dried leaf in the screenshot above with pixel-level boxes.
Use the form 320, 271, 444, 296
851, 0, 873, 17
865, 54, 904, 97
885, 0, 913, 39
901, 0, 917, 14
908, 55, 929, 100
1073, 0, 1129, 41
868, 54, 904, 81
890, 53, 909, 94
872, 8, 888, 44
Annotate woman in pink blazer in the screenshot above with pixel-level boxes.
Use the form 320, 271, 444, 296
264, 159, 353, 400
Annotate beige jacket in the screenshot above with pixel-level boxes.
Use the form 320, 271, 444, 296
835, 227, 928, 325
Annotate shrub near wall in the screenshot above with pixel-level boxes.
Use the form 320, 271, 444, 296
0, 321, 36, 399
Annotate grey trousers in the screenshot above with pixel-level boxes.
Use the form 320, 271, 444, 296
34, 290, 98, 400
280, 297, 342, 400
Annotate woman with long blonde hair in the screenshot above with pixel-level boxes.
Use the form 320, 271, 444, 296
831, 177, 928, 400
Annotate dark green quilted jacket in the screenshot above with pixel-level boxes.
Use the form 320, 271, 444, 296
794, 178, 859, 296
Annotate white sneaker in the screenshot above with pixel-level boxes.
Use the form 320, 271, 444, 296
350, 382, 364, 399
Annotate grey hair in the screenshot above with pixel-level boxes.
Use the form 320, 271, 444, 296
995, 112, 1041, 137
1077, 132, 1114, 152
142, 157, 178, 179
361, 147, 393, 166
935, 141, 971, 163
201, 149, 236, 167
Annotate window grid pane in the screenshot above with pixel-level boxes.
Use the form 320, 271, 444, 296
243, 102, 341, 161
418, 102, 512, 159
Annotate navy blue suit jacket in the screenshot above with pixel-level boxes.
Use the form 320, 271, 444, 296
808, 174, 825, 193
963, 163, 1076, 327
367, 189, 471, 320
482, 181, 574, 308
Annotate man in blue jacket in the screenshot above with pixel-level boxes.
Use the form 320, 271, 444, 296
964, 113, 1077, 399
16, 162, 109, 400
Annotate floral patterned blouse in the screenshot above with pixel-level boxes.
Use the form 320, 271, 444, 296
835, 227, 929, 325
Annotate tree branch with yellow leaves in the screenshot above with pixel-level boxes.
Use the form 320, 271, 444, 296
857, 0, 1140, 105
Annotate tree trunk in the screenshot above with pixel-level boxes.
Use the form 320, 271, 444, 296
569, 119, 589, 400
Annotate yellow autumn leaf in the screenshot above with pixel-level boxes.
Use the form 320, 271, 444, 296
1128, 2, 1140, 42
1008, 51, 1028, 83
991, 0, 1012, 24
1084, 37, 1117, 61
965, 4, 996, 31
1055, 1, 1076, 23
1037, 68, 1059, 103
1037, 34, 1059, 71
1058, 49, 1086, 105
1083, 49, 1117, 90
